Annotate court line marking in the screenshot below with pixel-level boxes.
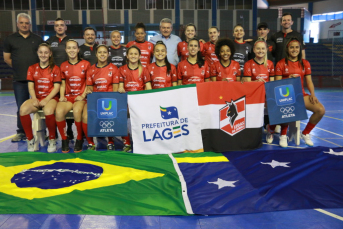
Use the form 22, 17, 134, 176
300, 122, 343, 138
0, 134, 16, 143
263, 143, 305, 149
314, 209, 343, 221
3, 101, 16, 105
311, 136, 342, 147
0, 114, 16, 117
323, 115, 343, 121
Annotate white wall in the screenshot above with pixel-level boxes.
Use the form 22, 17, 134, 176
270, 3, 308, 10
318, 19, 343, 39
313, 0, 343, 15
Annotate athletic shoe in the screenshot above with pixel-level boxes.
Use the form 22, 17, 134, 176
266, 132, 274, 144
47, 139, 57, 153
279, 135, 288, 148
11, 133, 26, 142
74, 139, 83, 153
61, 139, 70, 153
87, 144, 96, 150
123, 145, 132, 152
275, 125, 281, 134
301, 134, 314, 146
27, 137, 38, 152
107, 143, 115, 151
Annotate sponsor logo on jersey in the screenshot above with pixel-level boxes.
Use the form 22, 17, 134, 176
275, 84, 295, 106
97, 98, 117, 119
64, 71, 69, 76
51, 42, 58, 48
219, 97, 246, 136
95, 78, 107, 84
276, 37, 283, 43
37, 78, 50, 84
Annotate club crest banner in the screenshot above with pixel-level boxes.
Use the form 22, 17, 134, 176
265, 77, 308, 125
87, 92, 128, 137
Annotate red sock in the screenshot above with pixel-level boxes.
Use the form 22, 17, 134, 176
268, 125, 276, 133
122, 136, 131, 145
108, 137, 114, 144
75, 121, 83, 140
281, 124, 289, 136
82, 122, 94, 145
302, 122, 316, 135
45, 114, 56, 139
20, 114, 33, 141
56, 120, 67, 140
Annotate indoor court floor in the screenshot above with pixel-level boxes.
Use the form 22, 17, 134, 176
0, 89, 342, 229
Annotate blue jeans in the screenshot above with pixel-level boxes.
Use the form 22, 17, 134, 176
13, 81, 30, 134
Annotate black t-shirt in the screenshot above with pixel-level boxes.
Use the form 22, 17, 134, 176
108, 45, 127, 67
47, 35, 72, 67
3, 32, 43, 81
233, 40, 252, 73
271, 30, 305, 64
249, 39, 276, 63
79, 43, 98, 66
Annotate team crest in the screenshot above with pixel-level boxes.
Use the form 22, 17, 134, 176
219, 96, 246, 136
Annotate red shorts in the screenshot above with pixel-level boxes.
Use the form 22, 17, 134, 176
65, 95, 87, 103
37, 96, 59, 102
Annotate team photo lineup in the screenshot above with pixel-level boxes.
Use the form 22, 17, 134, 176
3, 12, 326, 154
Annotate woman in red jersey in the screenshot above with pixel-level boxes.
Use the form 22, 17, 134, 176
202, 26, 220, 65
177, 23, 204, 61
126, 23, 154, 68
20, 43, 61, 152
82, 45, 120, 151
178, 38, 210, 85
269, 38, 325, 148
148, 41, 177, 89
211, 38, 241, 82
118, 45, 152, 152
56, 39, 90, 153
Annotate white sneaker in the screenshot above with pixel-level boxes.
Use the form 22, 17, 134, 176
266, 132, 274, 144
27, 137, 38, 152
275, 125, 281, 134
47, 139, 57, 153
301, 134, 314, 146
279, 135, 288, 148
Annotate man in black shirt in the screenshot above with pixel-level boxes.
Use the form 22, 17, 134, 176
79, 27, 98, 65
3, 13, 43, 142
250, 22, 275, 62
271, 12, 306, 64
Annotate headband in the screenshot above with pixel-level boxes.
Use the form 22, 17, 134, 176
287, 40, 300, 48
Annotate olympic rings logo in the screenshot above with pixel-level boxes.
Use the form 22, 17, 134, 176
99, 121, 114, 128
280, 106, 295, 114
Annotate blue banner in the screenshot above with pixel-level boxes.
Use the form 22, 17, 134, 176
265, 77, 307, 125
87, 92, 128, 137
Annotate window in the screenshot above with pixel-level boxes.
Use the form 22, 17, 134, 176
181, 0, 211, 9
108, 0, 138, 10
36, 0, 65, 10
217, 0, 252, 10
146, 0, 174, 9
73, 0, 102, 10
0, 0, 30, 10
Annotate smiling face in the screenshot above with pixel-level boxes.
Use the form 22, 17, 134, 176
160, 22, 172, 38
84, 29, 96, 45
219, 45, 231, 62
66, 41, 79, 60
37, 45, 52, 65
187, 40, 199, 57
17, 16, 31, 34
254, 42, 267, 59
154, 44, 167, 62
233, 26, 244, 40
281, 15, 293, 30
127, 47, 140, 65
54, 20, 67, 36
111, 31, 122, 46
96, 46, 109, 65
287, 41, 300, 60
208, 28, 219, 42
185, 25, 196, 41
135, 28, 146, 42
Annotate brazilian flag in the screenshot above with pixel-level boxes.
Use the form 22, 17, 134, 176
0, 150, 187, 215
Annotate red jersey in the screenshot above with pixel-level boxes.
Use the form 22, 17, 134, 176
86, 63, 119, 92
211, 60, 241, 82
60, 60, 90, 97
126, 41, 154, 68
244, 59, 275, 82
119, 65, 151, 91
177, 59, 210, 85
147, 63, 177, 89
177, 41, 204, 61
202, 41, 219, 65
275, 58, 311, 95
27, 63, 61, 99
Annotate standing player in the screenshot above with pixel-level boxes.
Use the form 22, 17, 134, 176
250, 22, 275, 62
19, 43, 61, 152
177, 23, 204, 61
82, 45, 120, 150
56, 40, 90, 153
148, 41, 177, 89
126, 23, 154, 67
108, 30, 127, 67
232, 24, 252, 77
3, 13, 43, 142
118, 46, 152, 152
269, 38, 325, 148
79, 27, 98, 65
211, 38, 241, 82
178, 38, 210, 85
202, 26, 220, 65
